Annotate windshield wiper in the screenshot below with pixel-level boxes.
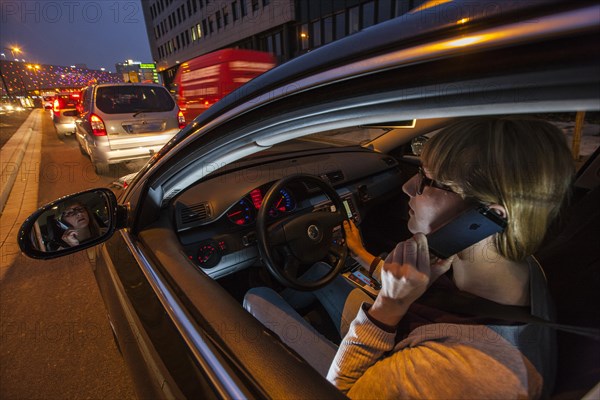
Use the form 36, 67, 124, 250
133, 109, 156, 117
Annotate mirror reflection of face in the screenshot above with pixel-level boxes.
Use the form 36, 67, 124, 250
61, 204, 89, 229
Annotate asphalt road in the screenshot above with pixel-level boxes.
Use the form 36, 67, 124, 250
1, 111, 144, 399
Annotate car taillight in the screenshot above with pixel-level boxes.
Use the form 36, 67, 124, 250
90, 114, 107, 136
178, 110, 186, 129
53, 99, 62, 114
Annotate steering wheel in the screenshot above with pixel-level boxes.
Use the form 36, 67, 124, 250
256, 174, 348, 291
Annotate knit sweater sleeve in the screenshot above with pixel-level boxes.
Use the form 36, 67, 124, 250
327, 304, 543, 399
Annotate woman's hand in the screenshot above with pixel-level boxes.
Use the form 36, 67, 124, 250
343, 219, 365, 255
368, 233, 454, 327
61, 230, 80, 247
343, 220, 377, 268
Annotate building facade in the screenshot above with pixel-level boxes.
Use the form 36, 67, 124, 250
141, 0, 425, 87
115, 61, 162, 84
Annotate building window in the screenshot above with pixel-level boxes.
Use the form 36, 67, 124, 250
216, 10, 222, 29
274, 31, 282, 56
299, 23, 309, 50
348, 6, 359, 34
394, 0, 411, 17
240, 0, 248, 17
202, 19, 208, 35
193, 0, 197, 13
181, 5, 187, 21
311, 20, 321, 47
262, 0, 270, 5
232, 1, 238, 20
177, 8, 182, 24
223, 7, 229, 25
185, 30, 190, 45
187, 0, 192, 16
335, 12, 345, 39
378, 0, 392, 22
251, 0, 259, 13
209, 17, 214, 33
362, 1, 375, 29
323, 16, 333, 44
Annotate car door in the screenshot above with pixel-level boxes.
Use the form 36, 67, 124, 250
75, 86, 92, 151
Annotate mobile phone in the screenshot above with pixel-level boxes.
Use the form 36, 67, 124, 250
426, 205, 507, 259
56, 220, 71, 230
343, 266, 381, 297
342, 200, 353, 219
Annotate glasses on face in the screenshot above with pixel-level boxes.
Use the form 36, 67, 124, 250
416, 167, 458, 195
62, 206, 86, 218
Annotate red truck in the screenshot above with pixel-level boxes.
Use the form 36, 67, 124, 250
173, 48, 276, 122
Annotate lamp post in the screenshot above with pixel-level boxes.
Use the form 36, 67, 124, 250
0, 46, 25, 99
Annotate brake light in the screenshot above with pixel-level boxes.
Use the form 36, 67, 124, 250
178, 110, 186, 129
53, 99, 62, 115
90, 113, 107, 136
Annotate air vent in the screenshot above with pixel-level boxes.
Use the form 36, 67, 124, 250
381, 157, 397, 166
305, 170, 345, 191
180, 203, 211, 224
323, 170, 345, 184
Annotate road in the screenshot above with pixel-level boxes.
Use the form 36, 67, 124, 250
0, 109, 33, 149
1, 110, 143, 399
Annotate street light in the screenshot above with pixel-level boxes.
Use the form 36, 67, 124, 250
5, 46, 21, 60
0, 46, 26, 98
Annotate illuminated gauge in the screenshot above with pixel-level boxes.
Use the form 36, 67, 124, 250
196, 240, 221, 269
226, 198, 256, 226
269, 188, 296, 217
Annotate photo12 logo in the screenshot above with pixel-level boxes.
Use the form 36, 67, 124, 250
1, 1, 141, 24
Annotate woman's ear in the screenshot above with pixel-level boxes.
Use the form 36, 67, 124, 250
488, 204, 508, 219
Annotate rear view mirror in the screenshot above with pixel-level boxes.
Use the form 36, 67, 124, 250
18, 189, 120, 259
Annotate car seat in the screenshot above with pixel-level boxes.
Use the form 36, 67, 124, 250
536, 180, 600, 399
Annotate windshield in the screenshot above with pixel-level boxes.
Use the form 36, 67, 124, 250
96, 85, 175, 114
299, 126, 390, 147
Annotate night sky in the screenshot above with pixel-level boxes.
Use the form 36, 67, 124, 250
0, 0, 153, 72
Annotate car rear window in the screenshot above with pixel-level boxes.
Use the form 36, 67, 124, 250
95, 85, 175, 114
55, 94, 78, 109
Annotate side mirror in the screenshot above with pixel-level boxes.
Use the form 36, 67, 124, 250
18, 188, 123, 259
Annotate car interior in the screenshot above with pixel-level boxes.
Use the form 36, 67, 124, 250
135, 112, 599, 396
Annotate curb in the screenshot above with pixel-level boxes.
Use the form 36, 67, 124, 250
0, 110, 39, 215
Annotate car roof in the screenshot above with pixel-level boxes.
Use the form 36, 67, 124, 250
185, 0, 595, 130
127, 0, 599, 205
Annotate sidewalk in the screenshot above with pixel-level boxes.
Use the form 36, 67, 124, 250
0, 109, 43, 279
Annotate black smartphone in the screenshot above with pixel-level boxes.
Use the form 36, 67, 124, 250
56, 220, 71, 230
426, 205, 507, 259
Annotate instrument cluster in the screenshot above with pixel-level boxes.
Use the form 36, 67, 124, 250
225, 185, 296, 226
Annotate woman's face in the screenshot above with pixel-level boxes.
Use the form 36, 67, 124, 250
402, 167, 472, 235
62, 204, 90, 229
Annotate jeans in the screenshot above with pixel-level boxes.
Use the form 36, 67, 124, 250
243, 262, 373, 377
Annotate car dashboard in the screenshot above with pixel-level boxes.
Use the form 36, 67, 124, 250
172, 148, 403, 279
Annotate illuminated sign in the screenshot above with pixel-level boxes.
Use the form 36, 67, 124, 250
140, 63, 156, 69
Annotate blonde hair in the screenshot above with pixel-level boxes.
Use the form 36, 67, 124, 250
421, 116, 574, 261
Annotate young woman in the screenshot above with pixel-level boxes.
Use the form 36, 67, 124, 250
59, 201, 103, 247
244, 116, 574, 399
